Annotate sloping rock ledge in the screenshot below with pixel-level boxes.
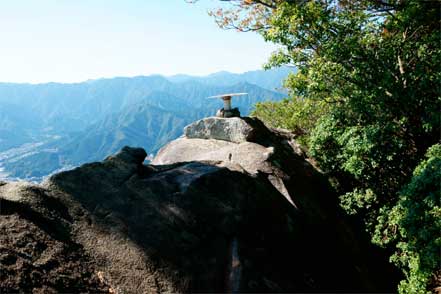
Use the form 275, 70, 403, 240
0, 117, 400, 293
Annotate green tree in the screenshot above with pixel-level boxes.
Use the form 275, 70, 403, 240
252, 96, 329, 147
373, 144, 441, 293
203, 0, 441, 292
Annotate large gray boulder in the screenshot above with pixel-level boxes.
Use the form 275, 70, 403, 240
154, 116, 401, 290
1, 141, 400, 292
154, 117, 306, 206
154, 138, 274, 174
184, 117, 256, 143
0, 147, 312, 293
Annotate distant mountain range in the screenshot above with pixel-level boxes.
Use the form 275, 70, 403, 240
167, 67, 292, 91
0, 67, 291, 181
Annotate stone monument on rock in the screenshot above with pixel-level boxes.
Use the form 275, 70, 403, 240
208, 92, 247, 118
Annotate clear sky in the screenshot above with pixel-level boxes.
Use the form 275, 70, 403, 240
0, 0, 277, 83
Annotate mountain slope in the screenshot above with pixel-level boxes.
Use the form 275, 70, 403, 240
0, 76, 180, 135
0, 69, 287, 181
2, 83, 284, 180
0, 67, 290, 152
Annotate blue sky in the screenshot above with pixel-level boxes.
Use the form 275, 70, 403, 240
0, 0, 277, 83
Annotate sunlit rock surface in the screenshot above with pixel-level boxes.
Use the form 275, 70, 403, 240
0, 121, 400, 293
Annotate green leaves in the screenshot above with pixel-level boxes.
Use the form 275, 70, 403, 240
211, 1, 440, 291
252, 95, 329, 147
374, 144, 441, 293
252, 1, 440, 292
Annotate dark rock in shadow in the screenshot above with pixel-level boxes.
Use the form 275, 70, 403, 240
1, 126, 401, 293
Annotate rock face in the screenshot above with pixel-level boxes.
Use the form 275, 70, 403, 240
1, 120, 400, 293
154, 138, 273, 175
216, 107, 241, 118
155, 117, 313, 206
184, 117, 255, 143
155, 116, 401, 288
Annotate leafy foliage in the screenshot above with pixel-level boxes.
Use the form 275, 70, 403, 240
373, 144, 441, 293
207, 0, 440, 291
252, 95, 328, 147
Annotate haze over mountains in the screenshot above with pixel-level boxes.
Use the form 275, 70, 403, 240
0, 67, 291, 181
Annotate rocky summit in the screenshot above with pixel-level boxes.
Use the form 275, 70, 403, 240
0, 117, 399, 293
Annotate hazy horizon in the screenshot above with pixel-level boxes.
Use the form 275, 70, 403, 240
0, 67, 285, 85
0, 0, 278, 84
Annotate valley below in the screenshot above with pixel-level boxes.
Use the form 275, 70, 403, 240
0, 68, 290, 181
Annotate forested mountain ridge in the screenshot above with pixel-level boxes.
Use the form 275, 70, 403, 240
0, 68, 288, 181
